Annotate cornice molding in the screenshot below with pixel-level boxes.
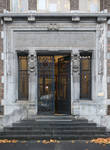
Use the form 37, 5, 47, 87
0, 12, 110, 23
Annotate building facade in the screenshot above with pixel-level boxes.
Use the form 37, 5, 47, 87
0, 0, 110, 129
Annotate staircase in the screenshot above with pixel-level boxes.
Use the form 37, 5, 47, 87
0, 115, 109, 140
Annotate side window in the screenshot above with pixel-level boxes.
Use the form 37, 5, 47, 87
10, 0, 28, 12
80, 52, 92, 99
18, 53, 28, 100
79, 0, 100, 12
37, 0, 70, 12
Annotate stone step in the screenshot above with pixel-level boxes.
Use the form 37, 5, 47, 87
20, 119, 88, 122
4, 126, 106, 131
0, 117, 108, 141
13, 122, 96, 127
0, 130, 106, 135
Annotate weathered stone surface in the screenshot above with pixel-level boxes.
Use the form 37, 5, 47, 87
14, 31, 96, 49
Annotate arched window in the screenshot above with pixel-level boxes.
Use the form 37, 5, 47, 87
37, 0, 70, 12
79, 0, 100, 12
11, 0, 28, 12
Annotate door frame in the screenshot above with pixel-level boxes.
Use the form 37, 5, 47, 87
37, 50, 71, 115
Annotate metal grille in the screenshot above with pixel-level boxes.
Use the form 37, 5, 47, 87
57, 56, 71, 114
37, 56, 55, 114
18, 54, 28, 100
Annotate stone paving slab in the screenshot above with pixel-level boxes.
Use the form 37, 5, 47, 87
0, 141, 110, 150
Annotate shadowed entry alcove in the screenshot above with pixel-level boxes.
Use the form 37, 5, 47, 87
37, 52, 71, 115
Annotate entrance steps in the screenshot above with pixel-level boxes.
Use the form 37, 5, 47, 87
0, 116, 109, 140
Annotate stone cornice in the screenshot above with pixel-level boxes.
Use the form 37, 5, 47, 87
0, 12, 110, 17
0, 12, 110, 23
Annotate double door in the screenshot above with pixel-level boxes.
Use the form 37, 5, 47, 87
37, 55, 71, 115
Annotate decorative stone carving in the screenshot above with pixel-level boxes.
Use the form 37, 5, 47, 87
4, 17, 13, 22
71, 53, 80, 73
48, 23, 59, 31
28, 16, 36, 22
28, 52, 36, 72
72, 17, 80, 22
97, 17, 107, 23
97, 24, 105, 75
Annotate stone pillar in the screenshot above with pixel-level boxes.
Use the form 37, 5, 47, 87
71, 51, 80, 115
96, 23, 107, 100
95, 23, 107, 120
28, 51, 37, 117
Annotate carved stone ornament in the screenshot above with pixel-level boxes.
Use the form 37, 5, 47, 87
48, 23, 59, 31
71, 54, 80, 73
28, 53, 36, 72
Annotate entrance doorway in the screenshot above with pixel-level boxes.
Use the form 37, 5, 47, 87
37, 54, 71, 115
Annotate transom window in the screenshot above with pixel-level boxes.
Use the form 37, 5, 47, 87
10, 0, 28, 12
37, 0, 70, 12
79, 0, 100, 12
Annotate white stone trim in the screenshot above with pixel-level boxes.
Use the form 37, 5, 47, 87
107, 52, 110, 59
107, 77, 110, 83
1, 76, 4, 84
1, 31, 4, 39
1, 53, 4, 60
107, 31, 110, 38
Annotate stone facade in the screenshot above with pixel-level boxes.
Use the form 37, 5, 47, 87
0, 0, 110, 130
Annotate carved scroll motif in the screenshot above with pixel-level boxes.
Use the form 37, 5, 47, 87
97, 24, 105, 75
71, 53, 80, 74
28, 52, 36, 72
48, 23, 59, 31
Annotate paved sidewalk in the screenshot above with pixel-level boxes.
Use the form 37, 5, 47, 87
0, 141, 110, 150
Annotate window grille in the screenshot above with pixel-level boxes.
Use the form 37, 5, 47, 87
18, 53, 28, 100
